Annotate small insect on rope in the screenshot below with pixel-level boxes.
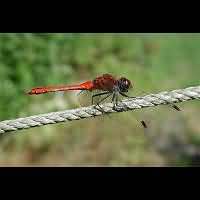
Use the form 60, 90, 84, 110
0, 74, 199, 134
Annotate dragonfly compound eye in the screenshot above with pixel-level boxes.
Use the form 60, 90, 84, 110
118, 77, 132, 92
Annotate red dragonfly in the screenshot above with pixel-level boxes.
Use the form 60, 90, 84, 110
27, 74, 180, 128
27, 74, 133, 106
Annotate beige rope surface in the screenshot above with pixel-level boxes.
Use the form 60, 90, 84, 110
0, 86, 200, 134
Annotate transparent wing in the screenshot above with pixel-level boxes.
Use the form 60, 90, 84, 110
77, 90, 93, 107
77, 90, 115, 107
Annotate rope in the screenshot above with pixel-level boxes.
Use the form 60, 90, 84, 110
0, 85, 200, 134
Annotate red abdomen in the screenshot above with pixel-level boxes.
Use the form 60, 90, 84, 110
27, 81, 94, 95
28, 87, 49, 95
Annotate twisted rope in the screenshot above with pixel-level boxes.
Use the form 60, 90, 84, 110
0, 85, 200, 134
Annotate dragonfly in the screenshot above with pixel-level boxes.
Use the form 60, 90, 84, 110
27, 74, 181, 128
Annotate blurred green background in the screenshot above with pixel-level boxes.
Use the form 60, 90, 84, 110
0, 33, 200, 166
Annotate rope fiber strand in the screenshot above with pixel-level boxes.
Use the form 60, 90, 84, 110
0, 85, 200, 134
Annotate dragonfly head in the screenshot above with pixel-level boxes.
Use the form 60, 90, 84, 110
117, 77, 133, 93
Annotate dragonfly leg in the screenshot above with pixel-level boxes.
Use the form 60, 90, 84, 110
115, 93, 119, 106
112, 93, 122, 111
119, 92, 136, 99
114, 92, 131, 109
111, 93, 116, 109
93, 93, 112, 114
92, 91, 110, 105
76, 90, 84, 96
96, 93, 112, 105
111, 92, 116, 103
